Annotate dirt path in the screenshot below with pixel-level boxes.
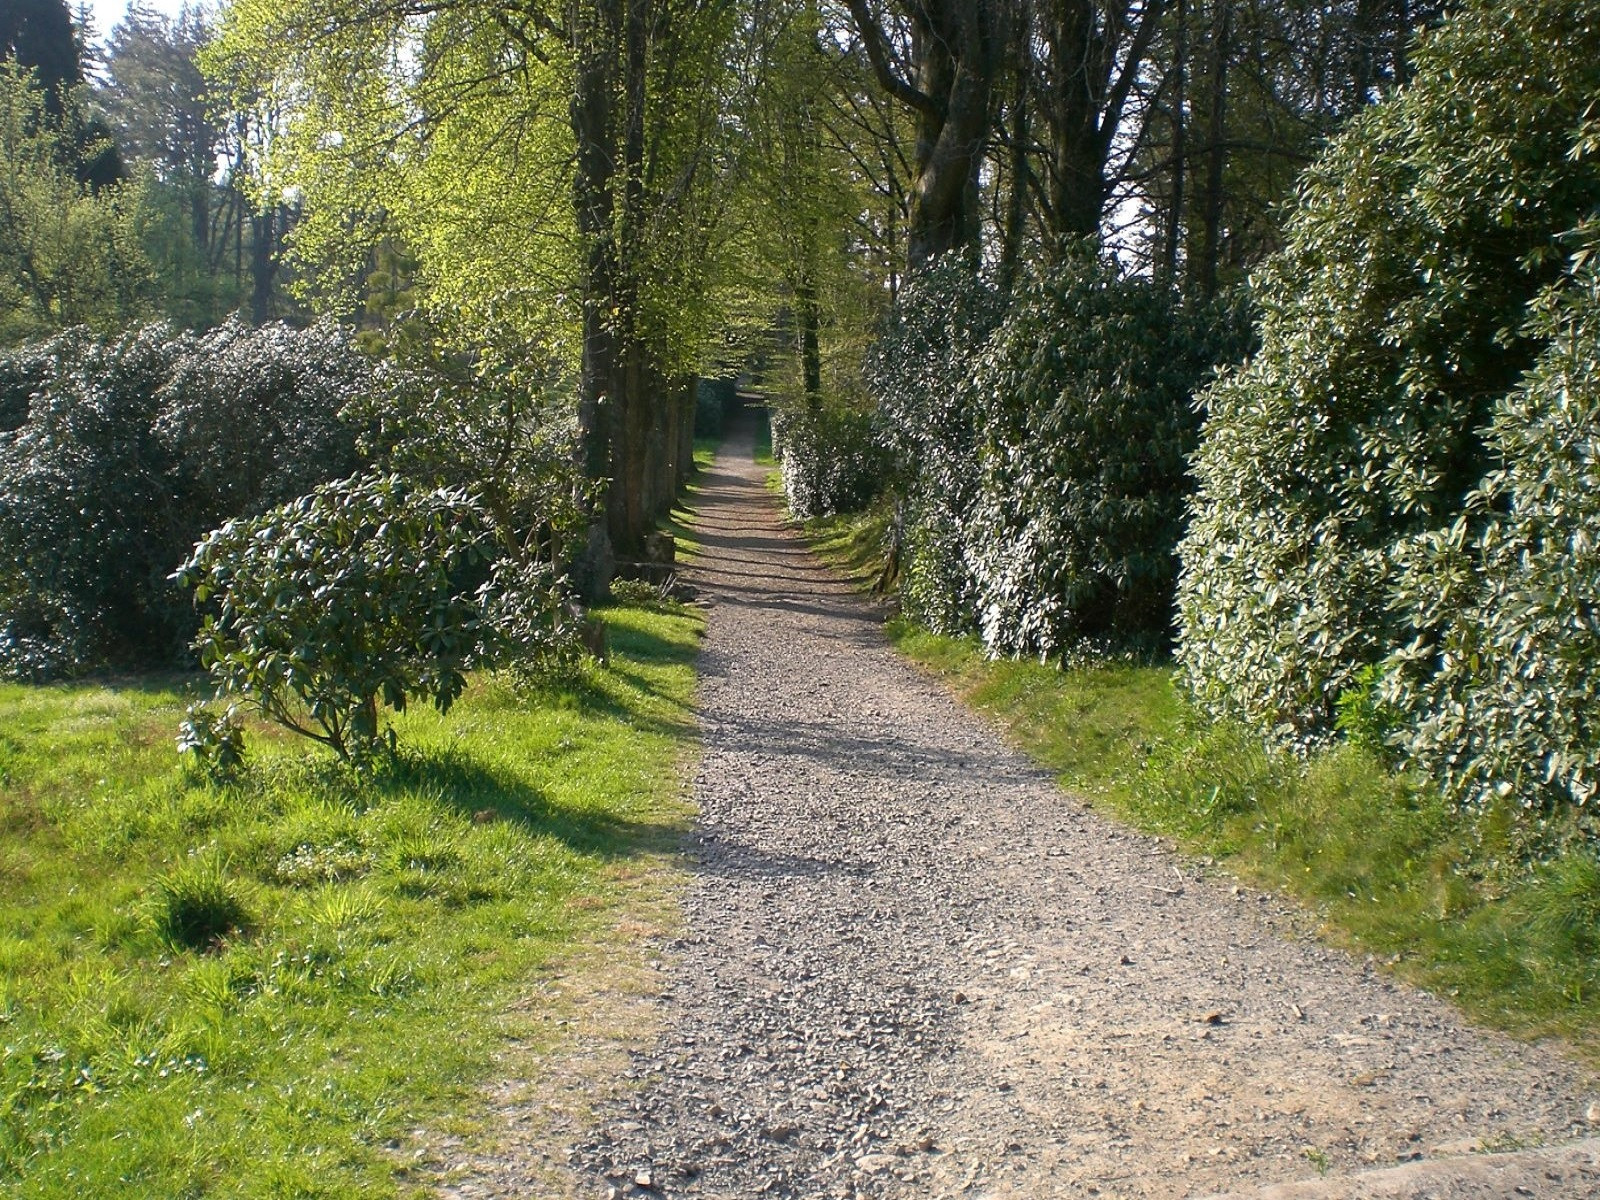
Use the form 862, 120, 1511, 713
472, 408, 1597, 1200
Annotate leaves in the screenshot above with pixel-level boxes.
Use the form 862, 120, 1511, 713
177, 473, 500, 764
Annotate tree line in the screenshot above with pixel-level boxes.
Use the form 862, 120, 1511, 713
4, 0, 1599, 809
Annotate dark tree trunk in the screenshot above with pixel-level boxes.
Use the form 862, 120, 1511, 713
570, 0, 621, 596
999, 0, 1031, 294
1162, 0, 1187, 284
1035, 0, 1166, 252
846, 0, 999, 272
1197, 0, 1230, 299
249, 205, 276, 323
797, 273, 822, 405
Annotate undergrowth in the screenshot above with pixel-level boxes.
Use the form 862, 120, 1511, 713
0, 603, 700, 1196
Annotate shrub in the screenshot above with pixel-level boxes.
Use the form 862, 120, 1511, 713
0, 320, 372, 679
963, 253, 1249, 659
178, 473, 498, 764
695, 377, 737, 441
156, 316, 365, 534
771, 401, 884, 519
177, 701, 247, 782
867, 260, 1005, 632
1379, 273, 1600, 809
1177, 0, 1600, 744
351, 316, 584, 566
0, 324, 192, 676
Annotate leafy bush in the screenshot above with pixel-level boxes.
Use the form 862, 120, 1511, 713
178, 473, 498, 763
772, 401, 885, 520
695, 376, 737, 441
351, 316, 585, 566
0, 320, 371, 679
1379, 273, 1600, 809
0, 324, 192, 676
156, 316, 364, 534
866, 260, 1005, 633
477, 555, 585, 687
177, 701, 247, 782
963, 254, 1249, 658
1177, 0, 1600, 745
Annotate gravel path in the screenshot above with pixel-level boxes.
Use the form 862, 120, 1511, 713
544, 410, 1596, 1200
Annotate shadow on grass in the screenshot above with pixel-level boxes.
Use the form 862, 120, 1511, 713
378, 747, 686, 858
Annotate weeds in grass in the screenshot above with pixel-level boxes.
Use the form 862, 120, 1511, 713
150, 852, 252, 951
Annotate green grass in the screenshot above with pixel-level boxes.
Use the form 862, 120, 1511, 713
653, 443, 720, 564
752, 405, 774, 466
0, 603, 701, 1197
796, 507, 892, 592
888, 621, 1600, 1060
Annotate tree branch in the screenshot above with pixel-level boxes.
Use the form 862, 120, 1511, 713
841, 0, 940, 118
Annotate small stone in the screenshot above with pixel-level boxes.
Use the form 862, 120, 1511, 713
855, 1153, 896, 1174
634, 1170, 654, 1190
1586, 1101, 1600, 1125
953, 991, 968, 1004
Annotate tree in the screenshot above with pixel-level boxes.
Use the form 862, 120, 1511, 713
842, 0, 1002, 269
211, 0, 743, 584
0, 63, 152, 341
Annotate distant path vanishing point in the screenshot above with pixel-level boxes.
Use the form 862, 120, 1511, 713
552, 406, 1600, 1199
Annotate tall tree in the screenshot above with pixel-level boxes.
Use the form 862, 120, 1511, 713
842, 0, 1002, 270
212, 0, 741, 576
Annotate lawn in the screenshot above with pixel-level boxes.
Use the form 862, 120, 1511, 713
0, 603, 701, 1197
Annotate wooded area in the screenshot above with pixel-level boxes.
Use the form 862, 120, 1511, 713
3, 0, 1599, 811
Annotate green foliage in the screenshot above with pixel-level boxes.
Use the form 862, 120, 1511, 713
179, 473, 499, 763
0, 321, 369, 679
176, 701, 246, 782
1177, 0, 1600, 747
867, 260, 1005, 633
0, 323, 190, 676
1379, 272, 1600, 808
694, 377, 736, 442
157, 316, 365, 533
771, 400, 885, 520
350, 313, 584, 565
0, 63, 154, 342
0, 601, 699, 1195
964, 254, 1249, 658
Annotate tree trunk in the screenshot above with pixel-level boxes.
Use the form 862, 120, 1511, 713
249, 205, 276, 323
999, 1, 1031, 294
1162, 0, 1188, 284
797, 272, 822, 406
845, 0, 999, 273
570, 0, 621, 597
1197, 0, 1230, 299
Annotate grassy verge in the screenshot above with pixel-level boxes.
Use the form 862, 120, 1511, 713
795, 507, 1600, 1060
0, 603, 701, 1197
651, 441, 719, 565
